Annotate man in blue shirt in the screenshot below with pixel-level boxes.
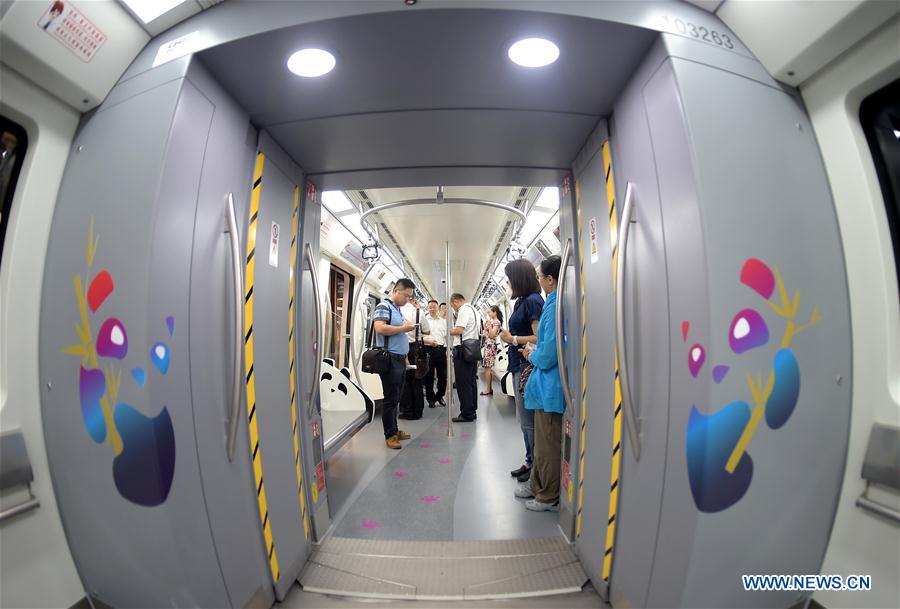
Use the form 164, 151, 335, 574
373, 278, 417, 449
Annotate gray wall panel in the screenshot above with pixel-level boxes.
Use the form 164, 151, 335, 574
571, 120, 618, 596
605, 37, 674, 609
660, 56, 851, 609
269, 110, 596, 175
182, 59, 275, 608
39, 77, 230, 607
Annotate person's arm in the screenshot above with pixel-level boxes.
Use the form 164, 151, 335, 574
374, 319, 414, 336
529, 312, 557, 369
487, 321, 500, 340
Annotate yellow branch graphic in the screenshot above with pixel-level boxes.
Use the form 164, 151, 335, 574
725, 266, 820, 473
62, 221, 123, 455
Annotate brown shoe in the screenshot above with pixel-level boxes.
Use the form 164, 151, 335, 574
396, 430, 411, 440
385, 435, 402, 449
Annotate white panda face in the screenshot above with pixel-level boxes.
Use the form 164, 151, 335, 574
320, 358, 373, 413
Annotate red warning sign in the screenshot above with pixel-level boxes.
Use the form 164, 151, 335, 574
37, 1, 106, 63
315, 463, 325, 491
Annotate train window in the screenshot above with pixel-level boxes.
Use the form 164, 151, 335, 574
0, 116, 28, 267
328, 264, 354, 368
860, 78, 900, 295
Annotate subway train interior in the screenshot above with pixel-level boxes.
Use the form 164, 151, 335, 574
1, 1, 899, 608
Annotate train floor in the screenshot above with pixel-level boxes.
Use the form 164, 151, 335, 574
275, 377, 605, 606
325, 377, 558, 541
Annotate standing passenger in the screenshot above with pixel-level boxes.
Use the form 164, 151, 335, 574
516, 256, 565, 511
439, 302, 447, 319
499, 259, 543, 482
449, 293, 479, 422
423, 299, 447, 407
373, 279, 417, 449
479, 306, 503, 396
399, 298, 430, 420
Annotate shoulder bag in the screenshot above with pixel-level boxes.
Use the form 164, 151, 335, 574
414, 308, 430, 378
361, 302, 392, 374
460, 304, 482, 364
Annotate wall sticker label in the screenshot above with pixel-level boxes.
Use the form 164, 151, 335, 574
269, 221, 279, 268
38, 1, 106, 63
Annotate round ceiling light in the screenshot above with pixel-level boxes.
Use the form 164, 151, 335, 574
507, 38, 559, 68
287, 48, 336, 77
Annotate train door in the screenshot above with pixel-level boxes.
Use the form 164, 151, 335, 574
242, 131, 315, 599
568, 121, 620, 601
37, 59, 321, 606
586, 37, 851, 608
295, 175, 332, 541
556, 172, 585, 543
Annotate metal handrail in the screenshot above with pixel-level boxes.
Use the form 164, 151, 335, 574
555, 239, 575, 413
225, 194, 243, 461
856, 493, 900, 524
306, 243, 324, 418
350, 262, 378, 382
616, 182, 641, 461
0, 495, 39, 524
359, 198, 527, 227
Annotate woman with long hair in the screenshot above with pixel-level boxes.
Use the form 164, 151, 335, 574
479, 305, 503, 396
499, 258, 543, 482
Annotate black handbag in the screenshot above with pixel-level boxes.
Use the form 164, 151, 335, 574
361, 303, 392, 374
414, 309, 430, 379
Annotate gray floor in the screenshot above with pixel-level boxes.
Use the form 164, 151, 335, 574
324, 378, 560, 541
277, 379, 605, 608
299, 537, 588, 601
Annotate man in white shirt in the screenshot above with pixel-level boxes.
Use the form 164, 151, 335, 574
423, 300, 447, 407
399, 299, 430, 420
448, 293, 479, 422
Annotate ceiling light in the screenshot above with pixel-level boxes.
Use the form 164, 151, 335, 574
508, 38, 559, 68
287, 48, 336, 77
322, 191, 354, 213
120, 0, 189, 23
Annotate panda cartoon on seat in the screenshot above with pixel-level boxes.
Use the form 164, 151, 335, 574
320, 358, 374, 422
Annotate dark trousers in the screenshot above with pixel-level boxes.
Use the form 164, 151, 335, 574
378, 355, 405, 438
400, 342, 425, 419
453, 350, 478, 420
425, 345, 447, 404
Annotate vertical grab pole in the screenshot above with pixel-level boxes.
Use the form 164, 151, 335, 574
305, 243, 324, 419
445, 241, 454, 437
349, 262, 377, 383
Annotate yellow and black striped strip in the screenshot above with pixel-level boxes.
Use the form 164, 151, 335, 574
289, 185, 310, 541
574, 178, 589, 536
601, 140, 624, 581
245, 152, 281, 582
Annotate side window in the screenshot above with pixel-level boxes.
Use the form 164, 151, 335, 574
0, 116, 28, 267
860, 78, 900, 297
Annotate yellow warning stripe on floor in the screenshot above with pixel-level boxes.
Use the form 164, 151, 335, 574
245, 152, 280, 582
289, 185, 310, 541
574, 178, 588, 534
601, 140, 623, 582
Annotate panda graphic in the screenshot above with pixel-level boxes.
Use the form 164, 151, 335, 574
320, 358, 374, 422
